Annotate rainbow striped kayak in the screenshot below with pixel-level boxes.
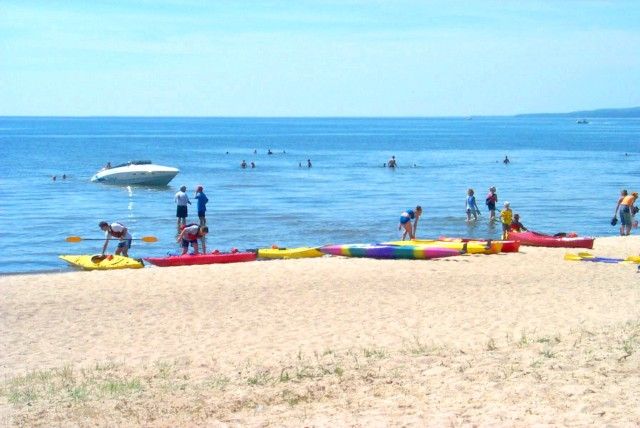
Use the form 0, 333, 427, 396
383, 240, 502, 254
257, 247, 323, 259
319, 244, 461, 260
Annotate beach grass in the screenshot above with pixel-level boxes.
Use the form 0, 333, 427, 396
2, 321, 639, 426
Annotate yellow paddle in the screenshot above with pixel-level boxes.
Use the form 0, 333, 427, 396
564, 253, 583, 261
66, 236, 158, 243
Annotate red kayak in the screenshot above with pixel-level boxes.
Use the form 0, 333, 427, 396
438, 237, 520, 253
145, 250, 257, 267
507, 231, 594, 249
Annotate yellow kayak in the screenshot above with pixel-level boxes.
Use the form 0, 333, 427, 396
59, 254, 144, 270
257, 247, 323, 259
384, 240, 502, 255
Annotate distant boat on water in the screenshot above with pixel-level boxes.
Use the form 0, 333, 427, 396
576, 119, 589, 124
91, 161, 179, 186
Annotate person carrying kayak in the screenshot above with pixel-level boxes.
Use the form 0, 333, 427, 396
178, 224, 209, 255
399, 206, 422, 240
99, 221, 132, 257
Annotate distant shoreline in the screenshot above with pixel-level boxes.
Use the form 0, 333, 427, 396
1, 106, 639, 119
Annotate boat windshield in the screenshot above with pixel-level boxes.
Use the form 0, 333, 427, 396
112, 160, 153, 168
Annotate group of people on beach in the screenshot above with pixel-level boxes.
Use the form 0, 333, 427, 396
399, 186, 527, 241
464, 186, 526, 238
98, 184, 211, 258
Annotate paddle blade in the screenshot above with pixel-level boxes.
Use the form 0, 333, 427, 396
577, 252, 594, 258
65, 236, 83, 243
564, 253, 582, 261
141, 236, 158, 243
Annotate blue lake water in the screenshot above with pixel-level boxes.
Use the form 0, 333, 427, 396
0, 116, 638, 274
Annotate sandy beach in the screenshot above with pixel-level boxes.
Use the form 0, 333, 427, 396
2, 236, 640, 426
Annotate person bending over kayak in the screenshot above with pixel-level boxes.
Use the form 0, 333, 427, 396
178, 224, 209, 255
99, 221, 132, 257
510, 213, 528, 232
399, 206, 422, 240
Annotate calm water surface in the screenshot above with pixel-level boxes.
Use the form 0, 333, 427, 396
0, 117, 638, 274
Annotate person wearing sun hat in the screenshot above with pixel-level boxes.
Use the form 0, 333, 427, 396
499, 201, 513, 240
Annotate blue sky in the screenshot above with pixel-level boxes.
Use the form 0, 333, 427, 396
1, 0, 639, 116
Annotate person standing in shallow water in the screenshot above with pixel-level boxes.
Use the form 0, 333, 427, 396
503, 155, 510, 164
466, 189, 480, 222
388, 156, 397, 168
174, 185, 191, 230
194, 185, 209, 226
486, 187, 498, 221
307, 159, 312, 168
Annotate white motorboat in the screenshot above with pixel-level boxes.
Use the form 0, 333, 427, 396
91, 161, 179, 186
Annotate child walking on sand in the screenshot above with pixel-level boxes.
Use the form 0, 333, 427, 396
466, 189, 480, 222
500, 201, 513, 239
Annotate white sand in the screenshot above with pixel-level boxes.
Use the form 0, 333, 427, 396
1, 236, 640, 426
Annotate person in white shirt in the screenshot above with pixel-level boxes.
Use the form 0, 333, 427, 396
174, 185, 191, 229
99, 221, 132, 257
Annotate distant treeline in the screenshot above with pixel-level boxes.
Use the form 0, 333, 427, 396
516, 106, 640, 118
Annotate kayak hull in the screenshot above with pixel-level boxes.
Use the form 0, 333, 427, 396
257, 247, 323, 259
384, 240, 503, 254
437, 237, 520, 253
145, 251, 257, 267
508, 231, 594, 249
60, 254, 144, 270
320, 244, 461, 260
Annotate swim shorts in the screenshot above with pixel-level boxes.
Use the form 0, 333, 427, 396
181, 238, 197, 248
620, 205, 632, 226
400, 215, 411, 224
176, 205, 188, 218
117, 239, 132, 249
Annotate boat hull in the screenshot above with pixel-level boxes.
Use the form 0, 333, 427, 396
384, 239, 503, 254
91, 164, 179, 186
60, 254, 144, 270
257, 247, 323, 259
508, 231, 594, 248
145, 251, 257, 267
437, 237, 521, 253
319, 244, 461, 260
